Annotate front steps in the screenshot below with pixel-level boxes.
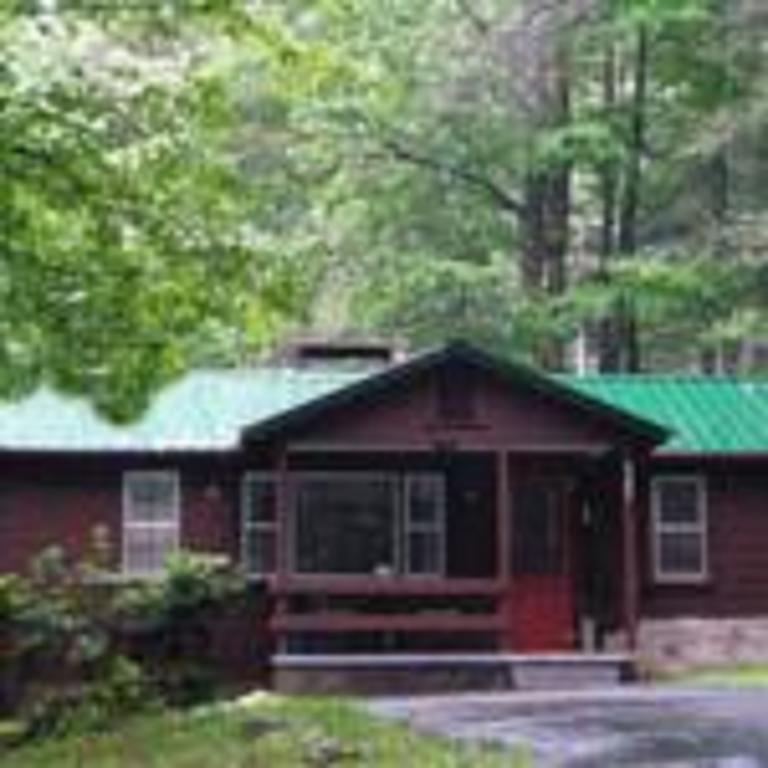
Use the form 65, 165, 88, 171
272, 653, 635, 695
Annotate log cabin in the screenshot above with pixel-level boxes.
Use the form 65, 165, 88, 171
2, 340, 768, 691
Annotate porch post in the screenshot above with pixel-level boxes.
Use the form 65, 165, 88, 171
275, 447, 290, 579
496, 450, 513, 650
272, 447, 291, 654
622, 453, 639, 651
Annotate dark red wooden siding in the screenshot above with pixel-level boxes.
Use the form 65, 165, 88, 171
640, 462, 768, 618
0, 457, 242, 574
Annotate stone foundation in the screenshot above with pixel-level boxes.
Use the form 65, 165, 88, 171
637, 617, 768, 673
273, 654, 631, 695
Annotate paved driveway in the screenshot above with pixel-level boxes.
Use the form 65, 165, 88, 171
368, 687, 768, 766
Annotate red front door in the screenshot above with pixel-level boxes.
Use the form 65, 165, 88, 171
504, 476, 575, 651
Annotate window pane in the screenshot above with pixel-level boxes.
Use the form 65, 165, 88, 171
124, 526, 176, 574
659, 532, 704, 577
245, 477, 276, 524
658, 480, 700, 525
295, 477, 396, 575
513, 483, 563, 575
127, 474, 176, 523
408, 531, 441, 575
244, 529, 276, 575
407, 475, 443, 525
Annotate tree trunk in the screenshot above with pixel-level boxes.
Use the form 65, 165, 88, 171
613, 23, 649, 373
597, 44, 622, 372
517, 9, 573, 369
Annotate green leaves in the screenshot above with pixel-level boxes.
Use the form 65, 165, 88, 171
0, 7, 303, 419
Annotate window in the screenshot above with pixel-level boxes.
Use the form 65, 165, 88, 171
122, 471, 179, 576
404, 474, 445, 575
294, 475, 398, 575
512, 481, 565, 576
242, 474, 278, 576
652, 476, 708, 583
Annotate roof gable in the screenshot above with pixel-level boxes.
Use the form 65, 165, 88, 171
241, 341, 669, 446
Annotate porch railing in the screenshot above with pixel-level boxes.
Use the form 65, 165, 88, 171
267, 577, 508, 651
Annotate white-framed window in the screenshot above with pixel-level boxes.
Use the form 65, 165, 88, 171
403, 473, 446, 576
242, 473, 278, 576
122, 471, 180, 576
651, 475, 708, 584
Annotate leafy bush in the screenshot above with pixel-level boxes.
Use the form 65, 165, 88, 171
0, 575, 32, 714
23, 656, 151, 740
115, 553, 245, 705
1, 536, 246, 740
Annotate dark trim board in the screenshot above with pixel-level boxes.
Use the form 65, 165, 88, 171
285, 442, 616, 456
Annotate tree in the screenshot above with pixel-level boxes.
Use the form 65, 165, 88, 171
0, 2, 304, 418
242, 0, 768, 372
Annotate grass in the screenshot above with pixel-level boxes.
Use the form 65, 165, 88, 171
1, 692, 527, 768
674, 664, 768, 687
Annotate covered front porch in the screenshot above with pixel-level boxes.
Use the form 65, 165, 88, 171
253, 447, 643, 661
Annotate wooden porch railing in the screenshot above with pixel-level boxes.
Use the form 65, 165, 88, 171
267, 577, 507, 648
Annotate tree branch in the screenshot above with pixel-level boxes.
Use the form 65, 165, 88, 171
377, 135, 523, 216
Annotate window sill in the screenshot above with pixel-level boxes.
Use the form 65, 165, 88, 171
82, 570, 166, 585
652, 575, 712, 588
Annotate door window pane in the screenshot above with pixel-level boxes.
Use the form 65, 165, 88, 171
513, 482, 564, 575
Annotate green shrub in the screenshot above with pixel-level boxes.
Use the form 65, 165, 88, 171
3, 537, 246, 742
0, 575, 32, 715
24, 655, 152, 739
115, 553, 246, 706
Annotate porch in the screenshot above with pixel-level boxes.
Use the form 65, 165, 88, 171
252, 448, 642, 665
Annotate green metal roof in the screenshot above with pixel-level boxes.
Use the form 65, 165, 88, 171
0, 369, 364, 453
562, 375, 768, 455
0, 361, 765, 455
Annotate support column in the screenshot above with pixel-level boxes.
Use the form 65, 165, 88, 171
275, 447, 290, 579
622, 453, 639, 652
496, 450, 513, 650
273, 448, 290, 654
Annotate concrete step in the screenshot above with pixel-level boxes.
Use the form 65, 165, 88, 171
510, 656, 630, 690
